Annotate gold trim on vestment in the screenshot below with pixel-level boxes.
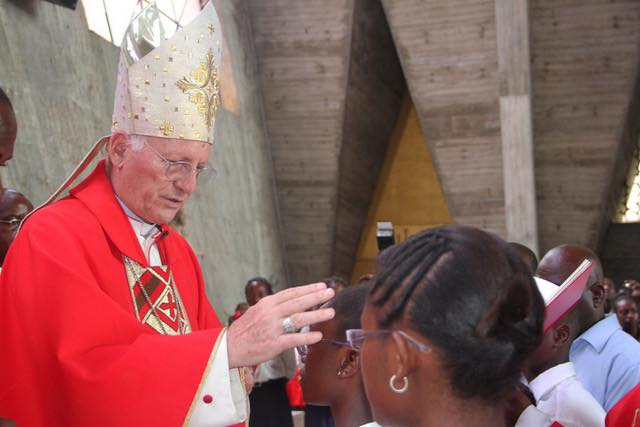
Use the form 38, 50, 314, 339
182, 329, 226, 426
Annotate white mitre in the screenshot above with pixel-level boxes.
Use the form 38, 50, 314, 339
112, 1, 222, 144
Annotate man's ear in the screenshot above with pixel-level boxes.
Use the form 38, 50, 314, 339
552, 324, 571, 348
107, 131, 130, 168
591, 283, 606, 309
337, 348, 360, 379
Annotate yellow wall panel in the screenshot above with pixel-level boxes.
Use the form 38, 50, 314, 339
351, 96, 451, 281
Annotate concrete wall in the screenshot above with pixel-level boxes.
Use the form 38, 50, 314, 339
0, 1, 287, 320
334, 0, 405, 279
248, 0, 355, 284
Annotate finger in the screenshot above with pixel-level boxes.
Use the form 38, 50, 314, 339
290, 308, 335, 330
269, 282, 328, 305
276, 288, 335, 317
277, 330, 324, 350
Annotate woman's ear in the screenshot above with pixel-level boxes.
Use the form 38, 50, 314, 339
390, 331, 418, 383
337, 348, 360, 379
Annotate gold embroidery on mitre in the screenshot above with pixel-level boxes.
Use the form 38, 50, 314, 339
123, 256, 192, 335
176, 48, 221, 130
159, 120, 174, 136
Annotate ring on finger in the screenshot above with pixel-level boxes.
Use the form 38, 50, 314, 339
282, 316, 296, 334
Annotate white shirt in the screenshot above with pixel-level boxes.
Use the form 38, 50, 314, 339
255, 348, 297, 383
120, 198, 247, 426
360, 423, 382, 427
516, 362, 605, 427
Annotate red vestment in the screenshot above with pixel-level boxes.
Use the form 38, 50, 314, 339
606, 383, 640, 426
0, 161, 233, 426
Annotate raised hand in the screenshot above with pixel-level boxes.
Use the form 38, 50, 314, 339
226, 282, 335, 368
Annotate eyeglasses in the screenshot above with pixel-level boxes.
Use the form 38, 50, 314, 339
345, 329, 429, 352
297, 339, 354, 357
0, 217, 23, 229
144, 141, 216, 183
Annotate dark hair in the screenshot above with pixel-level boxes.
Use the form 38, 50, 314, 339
0, 88, 13, 110
328, 279, 372, 339
614, 292, 637, 308
324, 275, 348, 289
509, 242, 538, 275
245, 276, 273, 295
370, 225, 544, 402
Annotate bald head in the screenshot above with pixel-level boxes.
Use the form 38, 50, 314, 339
537, 244, 606, 330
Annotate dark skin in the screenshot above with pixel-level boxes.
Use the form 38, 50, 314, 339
536, 245, 606, 334
359, 304, 506, 427
300, 318, 372, 427
615, 298, 638, 338
0, 101, 16, 168
245, 281, 273, 306
0, 189, 33, 264
603, 277, 615, 313
504, 314, 578, 426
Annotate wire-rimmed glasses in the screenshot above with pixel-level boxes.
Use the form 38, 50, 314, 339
345, 329, 429, 352
144, 141, 216, 183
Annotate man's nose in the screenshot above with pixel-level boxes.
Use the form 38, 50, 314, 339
174, 170, 197, 195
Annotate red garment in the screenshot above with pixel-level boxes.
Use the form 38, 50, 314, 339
0, 161, 228, 426
286, 368, 305, 409
606, 383, 640, 426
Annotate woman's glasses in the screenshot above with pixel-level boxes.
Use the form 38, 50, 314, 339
297, 339, 354, 357
345, 329, 429, 352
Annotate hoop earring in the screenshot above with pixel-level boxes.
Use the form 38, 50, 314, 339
389, 374, 408, 394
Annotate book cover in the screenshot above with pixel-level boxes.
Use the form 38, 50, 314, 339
542, 259, 593, 333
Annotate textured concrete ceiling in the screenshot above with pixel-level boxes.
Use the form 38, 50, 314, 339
247, 0, 640, 283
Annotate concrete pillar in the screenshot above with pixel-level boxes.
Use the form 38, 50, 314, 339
495, 0, 538, 253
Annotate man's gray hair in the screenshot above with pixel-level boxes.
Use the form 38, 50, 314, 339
128, 134, 146, 152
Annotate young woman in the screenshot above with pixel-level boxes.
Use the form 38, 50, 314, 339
300, 280, 378, 427
351, 225, 545, 427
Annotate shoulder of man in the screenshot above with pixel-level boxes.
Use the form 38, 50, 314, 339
20, 195, 98, 238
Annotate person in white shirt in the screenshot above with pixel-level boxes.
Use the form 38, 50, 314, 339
516, 303, 605, 427
246, 277, 298, 427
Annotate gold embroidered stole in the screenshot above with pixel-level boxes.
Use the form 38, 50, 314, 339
123, 256, 192, 335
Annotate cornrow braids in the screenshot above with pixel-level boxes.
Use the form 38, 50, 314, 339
369, 225, 545, 402
371, 230, 450, 325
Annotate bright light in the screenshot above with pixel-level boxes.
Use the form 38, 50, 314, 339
617, 137, 640, 224
81, 0, 202, 46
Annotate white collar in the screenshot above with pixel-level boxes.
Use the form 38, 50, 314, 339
360, 423, 382, 427
115, 195, 158, 239
529, 361, 576, 402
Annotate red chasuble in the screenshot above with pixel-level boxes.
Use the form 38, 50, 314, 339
0, 161, 232, 426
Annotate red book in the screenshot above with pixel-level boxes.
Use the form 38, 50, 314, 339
543, 259, 593, 333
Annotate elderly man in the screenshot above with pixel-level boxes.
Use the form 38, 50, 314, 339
0, 3, 333, 427
537, 245, 640, 411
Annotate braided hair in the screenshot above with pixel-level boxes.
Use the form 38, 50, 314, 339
370, 225, 544, 402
